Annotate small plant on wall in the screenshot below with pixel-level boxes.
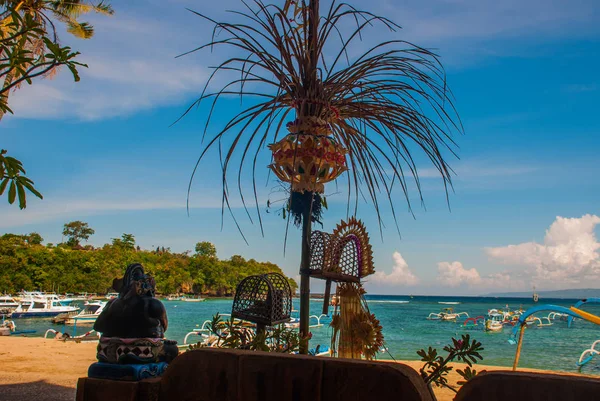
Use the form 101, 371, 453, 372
188, 314, 306, 354
418, 334, 484, 392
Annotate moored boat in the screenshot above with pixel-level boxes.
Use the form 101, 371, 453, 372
427, 307, 469, 321
0, 295, 19, 314
11, 294, 79, 318
484, 313, 504, 332
0, 319, 15, 336
181, 296, 205, 302
52, 301, 106, 325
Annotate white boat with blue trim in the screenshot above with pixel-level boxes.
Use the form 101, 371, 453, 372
12, 294, 79, 318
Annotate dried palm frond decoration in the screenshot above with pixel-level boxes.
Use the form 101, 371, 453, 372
181, 0, 461, 230
180, 0, 462, 353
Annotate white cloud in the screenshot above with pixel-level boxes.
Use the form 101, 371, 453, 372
0, 193, 236, 229
486, 214, 600, 286
371, 252, 420, 286
436, 261, 481, 287
5, 6, 213, 121
435, 261, 514, 289
5, 0, 600, 121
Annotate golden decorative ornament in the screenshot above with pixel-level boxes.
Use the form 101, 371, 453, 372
268, 131, 348, 193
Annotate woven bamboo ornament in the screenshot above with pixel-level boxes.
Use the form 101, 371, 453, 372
268, 127, 348, 193
309, 217, 374, 282
328, 217, 375, 279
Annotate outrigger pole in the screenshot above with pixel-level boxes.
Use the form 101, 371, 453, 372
512, 324, 526, 371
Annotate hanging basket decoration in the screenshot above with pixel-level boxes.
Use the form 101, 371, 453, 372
268, 129, 348, 194
231, 272, 292, 327
309, 217, 374, 283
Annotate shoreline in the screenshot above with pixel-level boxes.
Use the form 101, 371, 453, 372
1, 337, 596, 401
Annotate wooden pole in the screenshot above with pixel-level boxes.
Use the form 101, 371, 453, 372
512, 324, 526, 371
298, 0, 320, 356
322, 279, 332, 315
298, 192, 313, 354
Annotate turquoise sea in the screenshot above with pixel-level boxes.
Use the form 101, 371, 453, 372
8, 295, 600, 374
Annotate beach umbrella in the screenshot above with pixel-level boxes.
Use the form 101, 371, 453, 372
181, 0, 462, 353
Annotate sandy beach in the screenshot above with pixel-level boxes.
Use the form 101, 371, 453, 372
0, 336, 589, 401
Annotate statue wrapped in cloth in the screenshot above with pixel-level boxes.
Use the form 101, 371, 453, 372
89, 263, 178, 381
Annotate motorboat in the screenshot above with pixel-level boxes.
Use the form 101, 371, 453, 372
181, 296, 205, 302
105, 292, 119, 300
0, 295, 19, 314
11, 294, 79, 318
52, 301, 106, 325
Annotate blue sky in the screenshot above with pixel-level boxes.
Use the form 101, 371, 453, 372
1, 0, 599, 295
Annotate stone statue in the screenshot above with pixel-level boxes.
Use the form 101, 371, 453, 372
94, 263, 168, 338
90, 264, 178, 380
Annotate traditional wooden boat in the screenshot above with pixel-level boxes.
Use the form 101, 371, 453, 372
427, 307, 469, 321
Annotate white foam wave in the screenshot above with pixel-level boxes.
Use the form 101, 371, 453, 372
368, 300, 410, 304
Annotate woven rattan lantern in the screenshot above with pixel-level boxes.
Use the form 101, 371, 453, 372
309, 217, 374, 283
231, 273, 292, 331
268, 123, 348, 193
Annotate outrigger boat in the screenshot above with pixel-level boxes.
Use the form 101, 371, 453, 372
462, 316, 485, 329
427, 307, 469, 321
577, 340, 600, 368
44, 328, 100, 342
509, 303, 600, 370
284, 311, 331, 330
182, 313, 331, 356
567, 298, 600, 328
0, 319, 15, 336
486, 306, 525, 327
0, 317, 36, 336
484, 313, 504, 332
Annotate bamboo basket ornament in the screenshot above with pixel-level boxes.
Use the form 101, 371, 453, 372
309, 217, 374, 283
231, 273, 292, 330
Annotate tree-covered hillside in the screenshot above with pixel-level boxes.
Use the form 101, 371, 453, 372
0, 222, 297, 296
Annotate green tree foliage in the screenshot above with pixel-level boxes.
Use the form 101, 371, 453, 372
0, 0, 113, 208
0, 149, 43, 208
0, 230, 298, 296
62, 220, 95, 247
112, 233, 135, 250
194, 241, 216, 258
1, 0, 113, 118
